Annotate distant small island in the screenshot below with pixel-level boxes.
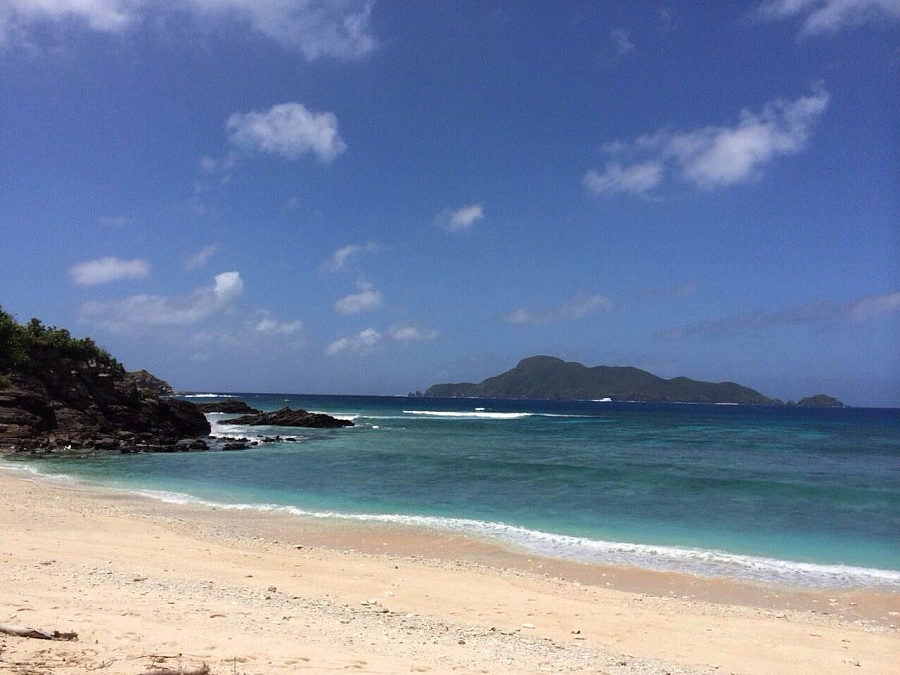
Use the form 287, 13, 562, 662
424, 356, 844, 406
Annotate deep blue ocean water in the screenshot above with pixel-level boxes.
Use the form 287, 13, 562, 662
6, 394, 900, 589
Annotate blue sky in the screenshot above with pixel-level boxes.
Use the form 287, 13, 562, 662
1, 1, 898, 405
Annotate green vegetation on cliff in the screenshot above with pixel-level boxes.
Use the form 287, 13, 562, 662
0, 306, 123, 384
425, 356, 777, 404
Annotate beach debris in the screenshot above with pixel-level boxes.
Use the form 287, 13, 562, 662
139, 665, 210, 675
267, 586, 277, 592
0, 623, 78, 641
521, 622, 535, 629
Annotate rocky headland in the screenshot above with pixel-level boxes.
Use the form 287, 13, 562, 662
0, 309, 208, 455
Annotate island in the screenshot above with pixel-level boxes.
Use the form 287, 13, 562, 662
424, 355, 842, 405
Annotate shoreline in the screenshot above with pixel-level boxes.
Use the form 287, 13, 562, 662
6, 454, 900, 595
1, 468, 898, 673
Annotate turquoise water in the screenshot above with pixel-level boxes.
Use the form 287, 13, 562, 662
7, 394, 900, 589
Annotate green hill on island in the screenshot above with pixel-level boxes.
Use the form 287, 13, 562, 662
425, 355, 827, 404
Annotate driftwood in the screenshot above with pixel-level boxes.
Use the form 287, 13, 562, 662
0, 623, 78, 641
139, 665, 210, 675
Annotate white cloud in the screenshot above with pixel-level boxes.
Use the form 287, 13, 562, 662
660, 290, 900, 339
81, 271, 243, 332
255, 317, 303, 335
334, 281, 382, 314
610, 28, 634, 54
321, 242, 378, 273
757, 0, 900, 35
585, 86, 829, 196
227, 102, 346, 163
435, 203, 484, 232
70, 257, 150, 286
389, 325, 438, 342
326, 327, 381, 355
185, 243, 219, 270
583, 161, 662, 195
503, 293, 615, 325
0, 1, 378, 59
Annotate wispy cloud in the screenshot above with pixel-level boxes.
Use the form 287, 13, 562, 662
326, 327, 382, 355
255, 317, 303, 335
660, 290, 900, 339
756, 0, 900, 35
226, 102, 346, 163
98, 215, 132, 227
334, 281, 382, 314
81, 271, 243, 332
610, 28, 634, 54
185, 244, 219, 271
503, 293, 614, 325
321, 242, 379, 273
70, 257, 150, 286
435, 203, 484, 233
0, 0, 378, 59
584, 85, 829, 196
389, 325, 438, 342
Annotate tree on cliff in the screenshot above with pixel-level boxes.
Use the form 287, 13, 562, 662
0, 306, 123, 384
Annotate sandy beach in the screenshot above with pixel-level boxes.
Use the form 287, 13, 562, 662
0, 467, 897, 674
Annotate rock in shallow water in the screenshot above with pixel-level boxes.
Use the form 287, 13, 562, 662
223, 406, 353, 428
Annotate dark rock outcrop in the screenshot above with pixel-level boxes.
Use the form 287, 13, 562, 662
224, 406, 353, 428
0, 372, 210, 454
195, 400, 260, 414
795, 394, 844, 408
125, 369, 173, 396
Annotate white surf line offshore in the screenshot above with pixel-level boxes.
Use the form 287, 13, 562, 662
129, 485, 900, 591
401, 410, 592, 420
182, 393, 236, 398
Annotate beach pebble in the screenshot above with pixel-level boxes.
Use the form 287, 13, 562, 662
521, 622, 535, 629
268, 586, 277, 592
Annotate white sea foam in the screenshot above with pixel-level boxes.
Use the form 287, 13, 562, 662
401, 410, 591, 420
183, 393, 236, 398
131, 487, 900, 591
403, 410, 533, 419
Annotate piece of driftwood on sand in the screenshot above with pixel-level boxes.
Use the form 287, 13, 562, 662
0, 623, 78, 641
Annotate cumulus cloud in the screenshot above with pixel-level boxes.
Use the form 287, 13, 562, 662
185, 243, 219, 271
435, 203, 484, 233
70, 257, 150, 286
334, 281, 382, 314
0, 0, 378, 59
321, 242, 378, 273
503, 293, 614, 325
610, 28, 634, 54
326, 327, 381, 355
389, 325, 438, 342
80, 271, 243, 332
660, 290, 900, 339
227, 102, 346, 163
585, 86, 829, 196
756, 0, 900, 35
